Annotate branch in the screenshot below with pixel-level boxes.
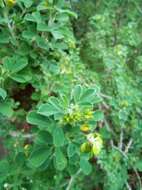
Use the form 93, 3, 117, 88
111, 138, 141, 189
126, 182, 132, 190
99, 92, 112, 100
124, 138, 133, 154
3, 8, 17, 45
119, 128, 124, 150
133, 168, 142, 189
66, 169, 81, 190
9, 131, 34, 139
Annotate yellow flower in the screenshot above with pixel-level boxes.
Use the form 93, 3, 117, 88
62, 111, 82, 125
80, 124, 90, 132
5, 0, 16, 6
84, 110, 93, 120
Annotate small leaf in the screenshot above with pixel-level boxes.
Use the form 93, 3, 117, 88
38, 97, 63, 117
54, 148, 67, 171
24, 12, 42, 23
36, 36, 49, 51
72, 85, 83, 103
56, 8, 77, 18
93, 111, 104, 121
135, 160, 142, 172
35, 131, 52, 145
26, 111, 49, 128
80, 157, 92, 175
0, 88, 7, 100
67, 143, 77, 157
51, 30, 64, 40
53, 127, 65, 147
0, 32, 9, 44
0, 100, 13, 117
11, 70, 32, 83
22, 30, 36, 40
28, 147, 51, 168
20, 0, 33, 8
79, 88, 97, 105
3, 56, 28, 74
37, 1, 48, 11
37, 23, 49, 32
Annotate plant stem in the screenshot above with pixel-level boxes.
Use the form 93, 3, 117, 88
119, 127, 124, 150
66, 169, 82, 190
124, 138, 133, 153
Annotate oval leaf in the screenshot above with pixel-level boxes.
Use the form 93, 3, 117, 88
28, 147, 51, 168
0, 88, 7, 100
53, 127, 65, 147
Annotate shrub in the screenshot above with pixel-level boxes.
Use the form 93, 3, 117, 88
0, 0, 142, 190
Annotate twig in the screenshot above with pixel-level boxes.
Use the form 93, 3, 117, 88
101, 101, 110, 110
99, 92, 112, 99
133, 1, 142, 15
3, 7, 17, 45
134, 168, 142, 189
66, 169, 81, 190
111, 143, 128, 159
9, 131, 34, 139
119, 128, 124, 150
124, 139, 133, 154
111, 139, 141, 189
104, 118, 115, 135
126, 182, 132, 190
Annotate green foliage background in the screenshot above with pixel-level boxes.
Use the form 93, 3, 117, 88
0, 0, 142, 189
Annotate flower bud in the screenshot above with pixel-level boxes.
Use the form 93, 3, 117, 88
80, 142, 91, 153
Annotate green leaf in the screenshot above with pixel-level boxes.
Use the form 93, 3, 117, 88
93, 111, 104, 121
0, 160, 9, 175
20, 0, 33, 8
24, 12, 42, 23
22, 30, 37, 40
51, 30, 64, 40
135, 160, 142, 172
53, 127, 65, 147
0, 32, 9, 44
80, 157, 92, 175
67, 143, 77, 157
0, 88, 7, 100
3, 56, 28, 74
28, 147, 52, 168
36, 36, 49, 51
35, 131, 52, 145
37, 1, 48, 11
54, 148, 67, 171
78, 88, 97, 105
72, 86, 99, 106
72, 85, 83, 103
11, 70, 32, 83
0, 160, 9, 183
56, 8, 77, 18
37, 23, 49, 32
26, 111, 49, 128
38, 97, 63, 117
0, 100, 13, 117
